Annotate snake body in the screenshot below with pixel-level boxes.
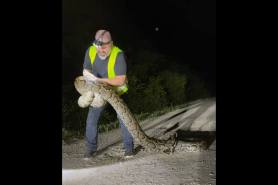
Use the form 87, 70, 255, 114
74, 76, 177, 154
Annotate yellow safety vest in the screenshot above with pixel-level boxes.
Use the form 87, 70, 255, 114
89, 45, 128, 95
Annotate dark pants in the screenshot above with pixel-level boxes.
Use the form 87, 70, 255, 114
85, 105, 134, 153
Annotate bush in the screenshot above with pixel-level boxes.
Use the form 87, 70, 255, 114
159, 70, 187, 105
62, 85, 87, 134
142, 76, 167, 112
186, 74, 210, 101
124, 50, 195, 113
125, 70, 188, 113
124, 74, 146, 113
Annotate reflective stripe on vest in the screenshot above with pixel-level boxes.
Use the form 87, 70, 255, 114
89, 45, 128, 95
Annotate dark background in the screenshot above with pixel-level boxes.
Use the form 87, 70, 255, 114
63, 0, 216, 95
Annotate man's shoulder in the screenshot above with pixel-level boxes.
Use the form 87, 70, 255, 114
86, 45, 96, 52
117, 51, 124, 57
116, 52, 126, 63
85, 47, 91, 55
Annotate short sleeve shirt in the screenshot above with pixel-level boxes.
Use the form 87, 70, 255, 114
83, 47, 127, 78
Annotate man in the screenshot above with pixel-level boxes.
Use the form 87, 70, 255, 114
82, 29, 134, 159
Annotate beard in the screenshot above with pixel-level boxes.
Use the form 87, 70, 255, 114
98, 53, 108, 60
97, 49, 111, 60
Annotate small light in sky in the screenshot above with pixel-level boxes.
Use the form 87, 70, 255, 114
155, 27, 159, 31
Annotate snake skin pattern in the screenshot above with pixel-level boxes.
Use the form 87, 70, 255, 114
74, 76, 177, 154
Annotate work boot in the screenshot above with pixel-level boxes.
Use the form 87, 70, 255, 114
124, 150, 135, 158
83, 150, 97, 160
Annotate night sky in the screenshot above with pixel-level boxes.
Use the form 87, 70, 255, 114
63, 0, 215, 93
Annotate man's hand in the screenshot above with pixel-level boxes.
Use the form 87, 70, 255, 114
83, 69, 99, 82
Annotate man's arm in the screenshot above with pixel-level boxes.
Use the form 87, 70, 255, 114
97, 75, 126, 86
83, 69, 126, 86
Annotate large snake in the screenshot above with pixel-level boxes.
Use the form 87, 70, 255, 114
74, 76, 177, 154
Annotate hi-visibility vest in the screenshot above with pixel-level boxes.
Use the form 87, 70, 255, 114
89, 45, 128, 95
